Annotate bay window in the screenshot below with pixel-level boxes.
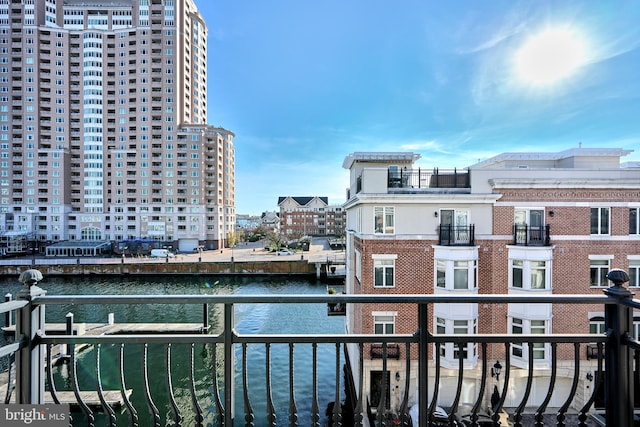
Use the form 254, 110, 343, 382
434, 258, 477, 291
435, 316, 478, 363
509, 259, 550, 291
510, 317, 549, 363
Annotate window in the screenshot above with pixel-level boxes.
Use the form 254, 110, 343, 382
439, 209, 470, 244
514, 208, 545, 244
374, 206, 394, 234
590, 258, 610, 287
373, 313, 395, 334
435, 317, 477, 362
629, 259, 640, 288
454, 261, 470, 289
590, 207, 610, 235
434, 258, 477, 291
510, 317, 548, 361
373, 258, 395, 288
631, 208, 639, 235
510, 259, 549, 290
589, 316, 605, 335
512, 260, 523, 288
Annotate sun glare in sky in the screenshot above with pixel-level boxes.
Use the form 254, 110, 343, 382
515, 28, 587, 86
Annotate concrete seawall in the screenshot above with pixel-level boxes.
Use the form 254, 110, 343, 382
0, 260, 317, 277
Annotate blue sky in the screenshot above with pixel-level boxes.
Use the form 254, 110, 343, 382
198, 0, 640, 215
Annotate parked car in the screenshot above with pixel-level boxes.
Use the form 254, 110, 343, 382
276, 249, 294, 255
409, 405, 461, 426
150, 249, 175, 258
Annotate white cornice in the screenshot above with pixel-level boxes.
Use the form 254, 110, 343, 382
489, 178, 640, 189
343, 193, 501, 209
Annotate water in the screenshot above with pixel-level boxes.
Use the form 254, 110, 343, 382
1, 274, 345, 426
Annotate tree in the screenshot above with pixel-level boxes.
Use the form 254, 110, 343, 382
227, 231, 237, 247
263, 229, 285, 252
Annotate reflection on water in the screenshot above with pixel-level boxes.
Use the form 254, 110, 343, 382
0, 275, 344, 426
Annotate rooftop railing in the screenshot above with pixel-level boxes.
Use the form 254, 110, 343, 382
1, 269, 637, 426
388, 167, 470, 190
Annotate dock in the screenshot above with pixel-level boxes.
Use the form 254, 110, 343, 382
1, 322, 204, 407
47, 390, 133, 409
2, 322, 206, 337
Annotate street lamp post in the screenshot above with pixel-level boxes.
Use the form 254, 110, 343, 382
491, 360, 502, 382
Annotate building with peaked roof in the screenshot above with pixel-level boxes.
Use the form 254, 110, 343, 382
277, 196, 345, 237
0, 0, 235, 255
341, 147, 640, 415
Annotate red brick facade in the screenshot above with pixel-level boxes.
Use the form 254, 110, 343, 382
351, 182, 640, 362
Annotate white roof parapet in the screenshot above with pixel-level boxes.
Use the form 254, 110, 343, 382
342, 152, 421, 169
471, 147, 634, 169
622, 162, 640, 169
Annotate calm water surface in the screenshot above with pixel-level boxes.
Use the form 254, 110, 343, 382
1, 274, 345, 426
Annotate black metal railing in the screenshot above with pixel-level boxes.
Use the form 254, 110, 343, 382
513, 224, 551, 246
387, 167, 470, 190
370, 343, 401, 359
1, 270, 639, 426
438, 224, 475, 246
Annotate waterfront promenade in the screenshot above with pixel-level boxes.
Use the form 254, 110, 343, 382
0, 238, 347, 278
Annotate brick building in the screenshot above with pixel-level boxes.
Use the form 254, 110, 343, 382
277, 196, 345, 237
341, 148, 640, 415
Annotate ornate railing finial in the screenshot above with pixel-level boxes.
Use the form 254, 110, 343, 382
606, 269, 630, 287
19, 269, 43, 288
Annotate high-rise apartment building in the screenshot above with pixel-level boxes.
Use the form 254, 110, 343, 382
0, 0, 235, 254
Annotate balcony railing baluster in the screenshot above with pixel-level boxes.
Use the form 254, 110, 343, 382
514, 344, 535, 427
492, 344, 510, 424
288, 343, 298, 427
119, 343, 138, 427
534, 342, 556, 426
398, 342, 411, 427
557, 342, 582, 427
166, 343, 182, 426
311, 342, 320, 427
353, 343, 364, 427
142, 344, 160, 427
188, 343, 205, 427
266, 343, 276, 427
451, 343, 464, 424
71, 342, 95, 426
333, 342, 343, 427
242, 343, 254, 427
469, 343, 489, 426
428, 344, 441, 424
46, 343, 60, 405
578, 342, 603, 426
97, 343, 118, 426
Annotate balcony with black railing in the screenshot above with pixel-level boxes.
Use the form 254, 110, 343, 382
1, 269, 639, 427
513, 224, 551, 246
438, 224, 476, 246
